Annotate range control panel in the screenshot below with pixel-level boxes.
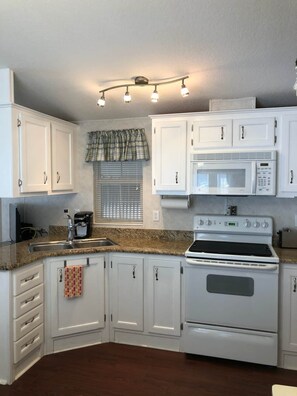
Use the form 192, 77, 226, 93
193, 215, 273, 235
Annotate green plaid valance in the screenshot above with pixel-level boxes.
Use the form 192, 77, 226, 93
85, 128, 150, 162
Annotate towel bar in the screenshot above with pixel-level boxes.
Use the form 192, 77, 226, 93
64, 258, 90, 268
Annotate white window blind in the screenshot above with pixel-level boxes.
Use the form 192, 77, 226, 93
94, 161, 143, 224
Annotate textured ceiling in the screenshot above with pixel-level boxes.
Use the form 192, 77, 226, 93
0, 0, 297, 122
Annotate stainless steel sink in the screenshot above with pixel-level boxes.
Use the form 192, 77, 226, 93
28, 238, 117, 253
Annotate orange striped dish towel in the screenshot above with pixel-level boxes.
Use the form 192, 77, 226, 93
64, 265, 83, 298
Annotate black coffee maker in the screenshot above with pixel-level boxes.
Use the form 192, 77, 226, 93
74, 211, 93, 239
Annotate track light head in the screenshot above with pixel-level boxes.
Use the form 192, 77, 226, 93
124, 86, 131, 103
97, 93, 105, 107
151, 85, 159, 103
181, 79, 189, 97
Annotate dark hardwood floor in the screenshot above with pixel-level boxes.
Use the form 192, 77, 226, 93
1, 343, 297, 396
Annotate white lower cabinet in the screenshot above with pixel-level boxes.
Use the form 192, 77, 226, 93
44, 254, 108, 354
110, 254, 182, 351
279, 264, 297, 369
0, 261, 44, 385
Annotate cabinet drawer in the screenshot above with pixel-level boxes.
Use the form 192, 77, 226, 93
13, 284, 44, 318
13, 263, 43, 296
13, 304, 44, 341
14, 324, 43, 364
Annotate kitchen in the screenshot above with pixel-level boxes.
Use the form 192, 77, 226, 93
1, 1, 297, 395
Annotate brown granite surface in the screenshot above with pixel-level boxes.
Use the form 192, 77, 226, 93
1, 227, 297, 271
0, 227, 193, 271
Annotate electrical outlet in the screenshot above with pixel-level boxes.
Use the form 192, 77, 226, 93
153, 210, 160, 222
63, 208, 69, 219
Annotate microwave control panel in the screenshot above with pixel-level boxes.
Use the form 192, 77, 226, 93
256, 161, 276, 195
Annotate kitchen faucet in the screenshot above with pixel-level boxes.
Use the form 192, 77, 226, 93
66, 214, 76, 243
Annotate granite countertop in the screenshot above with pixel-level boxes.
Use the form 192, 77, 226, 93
1, 226, 297, 271
0, 227, 193, 271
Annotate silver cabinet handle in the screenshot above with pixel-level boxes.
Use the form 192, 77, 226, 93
24, 295, 35, 304
43, 171, 48, 184
132, 265, 136, 279
293, 277, 297, 293
59, 268, 63, 282
221, 127, 224, 140
290, 170, 294, 184
241, 126, 245, 139
155, 267, 159, 281
24, 274, 35, 282
175, 172, 178, 184
57, 171, 61, 184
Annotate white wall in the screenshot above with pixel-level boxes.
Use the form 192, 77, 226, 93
1, 116, 297, 241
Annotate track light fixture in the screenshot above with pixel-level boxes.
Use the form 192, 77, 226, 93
293, 59, 297, 96
97, 75, 189, 107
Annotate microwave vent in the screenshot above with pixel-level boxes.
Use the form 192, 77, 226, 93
191, 151, 276, 161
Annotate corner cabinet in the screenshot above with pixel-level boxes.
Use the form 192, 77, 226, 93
110, 253, 182, 351
0, 104, 76, 197
151, 119, 189, 195
279, 264, 297, 370
44, 254, 108, 354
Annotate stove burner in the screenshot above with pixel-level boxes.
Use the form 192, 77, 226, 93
188, 240, 273, 257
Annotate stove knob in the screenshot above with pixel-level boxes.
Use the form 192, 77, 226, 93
205, 219, 212, 226
199, 219, 204, 226
253, 221, 260, 228
244, 220, 251, 228
261, 221, 269, 228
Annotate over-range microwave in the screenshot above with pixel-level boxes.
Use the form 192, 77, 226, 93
191, 150, 276, 196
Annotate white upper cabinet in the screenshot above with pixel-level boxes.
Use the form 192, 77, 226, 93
191, 115, 275, 151
278, 114, 297, 196
0, 104, 76, 197
18, 111, 51, 193
152, 119, 189, 195
51, 122, 74, 191
192, 119, 232, 149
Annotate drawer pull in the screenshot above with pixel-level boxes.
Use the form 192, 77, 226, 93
23, 335, 38, 349
24, 296, 35, 304
23, 316, 36, 327
293, 277, 297, 293
155, 267, 159, 281
23, 274, 35, 283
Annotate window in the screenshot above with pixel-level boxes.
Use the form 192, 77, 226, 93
94, 161, 143, 224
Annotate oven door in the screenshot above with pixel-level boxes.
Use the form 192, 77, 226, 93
191, 161, 255, 195
184, 259, 278, 332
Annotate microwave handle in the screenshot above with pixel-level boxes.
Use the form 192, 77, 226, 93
251, 162, 257, 195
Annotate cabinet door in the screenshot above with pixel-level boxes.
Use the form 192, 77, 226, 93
281, 266, 297, 352
233, 117, 275, 147
51, 122, 74, 191
192, 119, 232, 149
280, 115, 297, 192
146, 257, 181, 336
50, 255, 105, 337
110, 255, 144, 331
18, 111, 51, 193
152, 120, 188, 194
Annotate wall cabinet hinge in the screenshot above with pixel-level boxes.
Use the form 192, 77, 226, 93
18, 179, 22, 187
154, 127, 156, 134
191, 124, 194, 132
274, 135, 277, 144
180, 323, 183, 331
110, 261, 112, 269
104, 314, 106, 322
180, 266, 183, 274
274, 119, 277, 128
17, 119, 21, 127
104, 260, 106, 269
110, 314, 113, 322
153, 179, 156, 186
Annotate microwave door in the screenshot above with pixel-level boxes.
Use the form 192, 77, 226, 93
192, 162, 253, 195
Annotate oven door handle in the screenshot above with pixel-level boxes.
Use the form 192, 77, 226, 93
185, 258, 278, 271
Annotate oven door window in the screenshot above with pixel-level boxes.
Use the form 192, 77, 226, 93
207, 274, 254, 297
